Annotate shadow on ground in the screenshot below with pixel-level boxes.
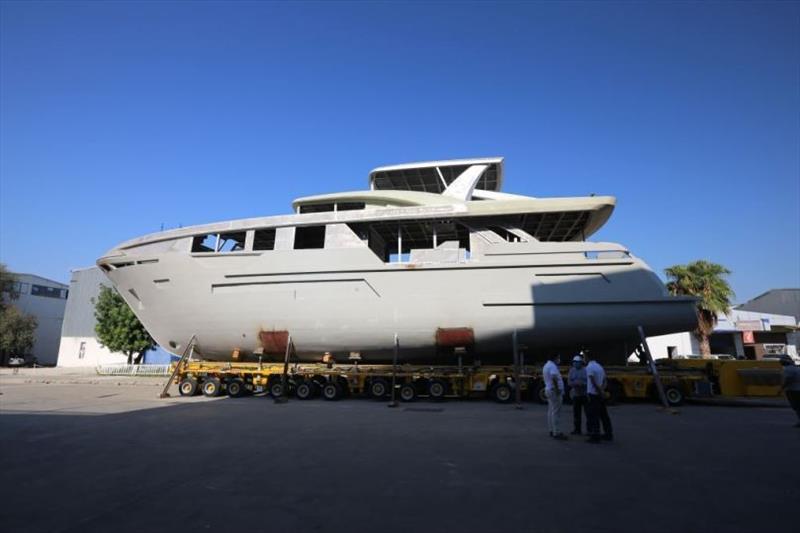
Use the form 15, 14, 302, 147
1, 396, 798, 533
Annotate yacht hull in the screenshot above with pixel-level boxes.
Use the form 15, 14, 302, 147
98, 247, 697, 364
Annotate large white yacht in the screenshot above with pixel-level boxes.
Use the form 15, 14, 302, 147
97, 158, 697, 363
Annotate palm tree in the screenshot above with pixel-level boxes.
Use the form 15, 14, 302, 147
665, 260, 735, 358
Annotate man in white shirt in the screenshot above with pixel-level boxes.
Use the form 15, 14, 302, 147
542, 354, 567, 440
586, 354, 613, 443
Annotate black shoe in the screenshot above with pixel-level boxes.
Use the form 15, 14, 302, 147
603, 434, 613, 441
552, 433, 568, 441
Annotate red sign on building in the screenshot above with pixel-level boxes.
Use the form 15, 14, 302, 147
742, 331, 755, 344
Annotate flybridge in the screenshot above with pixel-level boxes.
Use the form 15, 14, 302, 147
292, 157, 509, 212
368, 157, 504, 193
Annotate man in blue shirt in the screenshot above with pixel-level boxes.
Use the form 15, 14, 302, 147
567, 354, 588, 435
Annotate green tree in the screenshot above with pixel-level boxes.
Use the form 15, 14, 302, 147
0, 263, 39, 364
0, 263, 20, 310
93, 285, 156, 364
665, 260, 735, 358
0, 306, 38, 361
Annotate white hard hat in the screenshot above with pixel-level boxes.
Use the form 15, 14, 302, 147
572, 355, 584, 362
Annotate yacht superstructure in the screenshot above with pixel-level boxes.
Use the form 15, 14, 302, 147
97, 158, 697, 363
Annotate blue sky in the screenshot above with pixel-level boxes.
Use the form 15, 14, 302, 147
1, 1, 798, 304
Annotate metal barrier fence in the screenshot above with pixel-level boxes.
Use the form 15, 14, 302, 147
95, 364, 172, 377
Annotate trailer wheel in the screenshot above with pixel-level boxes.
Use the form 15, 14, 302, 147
295, 381, 315, 400
399, 383, 417, 402
369, 378, 389, 399
428, 379, 447, 401
336, 376, 350, 398
322, 382, 342, 401
491, 382, 513, 403
227, 379, 246, 398
269, 380, 286, 399
178, 377, 198, 397
664, 385, 684, 406
201, 377, 222, 397
606, 380, 624, 405
532, 381, 547, 404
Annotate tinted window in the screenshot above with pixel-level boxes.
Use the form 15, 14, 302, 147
253, 229, 276, 251
294, 226, 326, 249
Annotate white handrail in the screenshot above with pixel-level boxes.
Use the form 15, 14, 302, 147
95, 364, 172, 377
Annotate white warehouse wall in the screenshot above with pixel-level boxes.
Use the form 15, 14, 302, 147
57, 267, 127, 367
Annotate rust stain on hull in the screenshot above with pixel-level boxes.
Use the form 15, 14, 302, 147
259, 330, 290, 355
436, 327, 474, 348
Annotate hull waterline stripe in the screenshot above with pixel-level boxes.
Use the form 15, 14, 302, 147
212, 278, 381, 297
222, 261, 634, 279
483, 299, 695, 307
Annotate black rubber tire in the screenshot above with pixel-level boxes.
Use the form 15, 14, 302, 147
201, 377, 222, 397
269, 380, 286, 399
295, 381, 315, 400
491, 382, 513, 403
428, 379, 447, 401
532, 381, 548, 404
369, 378, 389, 399
322, 382, 342, 401
178, 377, 198, 397
399, 383, 417, 402
606, 380, 624, 405
227, 379, 246, 398
336, 377, 350, 398
664, 385, 684, 406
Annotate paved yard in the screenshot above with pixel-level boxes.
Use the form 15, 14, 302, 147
0, 378, 797, 533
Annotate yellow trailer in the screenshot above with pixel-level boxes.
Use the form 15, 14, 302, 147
168, 359, 540, 403
165, 357, 711, 407
665, 359, 783, 398
525, 365, 708, 407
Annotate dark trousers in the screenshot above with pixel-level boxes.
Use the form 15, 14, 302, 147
787, 391, 800, 421
572, 395, 588, 432
587, 394, 613, 437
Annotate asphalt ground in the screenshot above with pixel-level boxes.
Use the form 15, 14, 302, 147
1, 378, 798, 533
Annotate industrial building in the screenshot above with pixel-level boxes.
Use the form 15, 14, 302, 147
4, 273, 69, 365
645, 307, 798, 361
57, 267, 174, 367
737, 288, 800, 320
737, 289, 800, 353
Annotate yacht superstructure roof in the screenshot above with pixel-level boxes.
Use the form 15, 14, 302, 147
369, 157, 503, 193
112, 157, 617, 250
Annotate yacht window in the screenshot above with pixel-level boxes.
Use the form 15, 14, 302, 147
218, 232, 246, 252
294, 225, 326, 249
348, 220, 470, 263
253, 228, 276, 251
191, 232, 246, 253
337, 202, 366, 211
192, 234, 217, 252
299, 202, 365, 214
